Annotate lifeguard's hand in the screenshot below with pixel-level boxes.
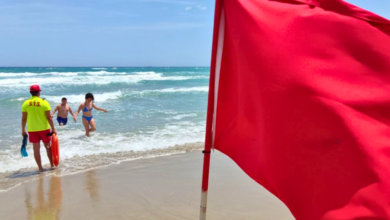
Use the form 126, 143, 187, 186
22, 131, 27, 136
52, 129, 57, 135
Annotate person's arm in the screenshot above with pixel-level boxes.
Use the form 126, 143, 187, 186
92, 103, 108, 113
21, 112, 27, 136
51, 105, 59, 118
74, 104, 83, 119
45, 111, 56, 135
68, 106, 77, 122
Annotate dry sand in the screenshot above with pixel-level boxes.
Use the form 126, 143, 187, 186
0, 150, 294, 220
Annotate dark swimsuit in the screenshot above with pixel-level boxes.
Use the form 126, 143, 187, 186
82, 104, 93, 122
57, 116, 68, 125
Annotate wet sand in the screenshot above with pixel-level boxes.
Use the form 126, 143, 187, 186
0, 150, 294, 220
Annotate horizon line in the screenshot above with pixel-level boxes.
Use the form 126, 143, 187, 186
0, 66, 211, 68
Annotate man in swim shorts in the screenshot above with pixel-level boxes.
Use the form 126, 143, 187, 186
21, 85, 57, 172
51, 97, 76, 126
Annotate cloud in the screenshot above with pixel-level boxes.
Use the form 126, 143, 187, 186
196, 5, 207, 10
185, 6, 191, 10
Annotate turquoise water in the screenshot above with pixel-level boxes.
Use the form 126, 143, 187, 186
0, 67, 209, 175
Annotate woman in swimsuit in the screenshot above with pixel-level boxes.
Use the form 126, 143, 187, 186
75, 93, 108, 136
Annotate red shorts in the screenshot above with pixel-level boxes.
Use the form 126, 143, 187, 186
28, 129, 51, 143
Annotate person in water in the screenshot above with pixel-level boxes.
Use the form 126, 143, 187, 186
75, 93, 108, 136
21, 85, 56, 171
51, 97, 76, 126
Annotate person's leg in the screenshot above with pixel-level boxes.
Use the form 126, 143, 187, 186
33, 143, 44, 172
38, 129, 54, 169
89, 118, 96, 132
43, 142, 54, 168
29, 131, 44, 172
82, 117, 90, 136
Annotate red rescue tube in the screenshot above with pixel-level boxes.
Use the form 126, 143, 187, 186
51, 134, 60, 166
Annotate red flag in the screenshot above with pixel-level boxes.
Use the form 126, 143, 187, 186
208, 0, 390, 219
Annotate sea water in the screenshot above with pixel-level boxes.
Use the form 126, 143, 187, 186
0, 67, 209, 190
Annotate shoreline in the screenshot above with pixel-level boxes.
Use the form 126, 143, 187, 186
0, 142, 204, 192
0, 150, 294, 220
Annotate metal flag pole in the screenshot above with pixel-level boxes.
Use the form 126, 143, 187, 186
199, 0, 224, 219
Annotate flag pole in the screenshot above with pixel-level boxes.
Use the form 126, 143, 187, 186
199, 0, 223, 219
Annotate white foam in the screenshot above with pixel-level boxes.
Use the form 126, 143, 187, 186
172, 113, 197, 120
0, 72, 38, 77
0, 72, 82, 77
159, 87, 209, 93
0, 72, 209, 87
47, 72, 78, 76
0, 76, 79, 86
0, 71, 124, 78
0, 121, 205, 173
10, 97, 26, 101
136, 86, 209, 95
44, 91, 123, 103
9, 87, 208, 103
133, 71, 156, 75
85, 71, 126, 75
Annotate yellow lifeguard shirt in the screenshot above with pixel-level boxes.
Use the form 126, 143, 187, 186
21, 96, 51, 132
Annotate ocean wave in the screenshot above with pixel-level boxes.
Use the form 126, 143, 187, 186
0, 121, 205, 175
9, 87, 208, 103
10, 97, 26, 102
159, 87, 209, 93
0, 72, 209, 87
46, 91, 123, 103
11, 91, 123, 103
85, 71, 126, 75
0, 71, 126, 78
133, 71, 156, 75
172, 113, 198, 120
0, 72, 38, 77
91, 68, 107, 70
124, 72, 208, 81
135, 87, 209, 96
0, 72, 80, 77
0, 70, 208, 78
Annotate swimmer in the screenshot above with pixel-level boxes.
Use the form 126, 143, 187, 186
74, 93, 108, 136
51, 97, 76, 126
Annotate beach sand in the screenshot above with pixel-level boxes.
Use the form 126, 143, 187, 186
0, 150, 294, 220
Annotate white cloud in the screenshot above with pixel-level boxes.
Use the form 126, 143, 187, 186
185, 6, 191, 10
196, 5, 207, 10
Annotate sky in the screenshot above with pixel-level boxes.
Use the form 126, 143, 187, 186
0, 0, 388, 67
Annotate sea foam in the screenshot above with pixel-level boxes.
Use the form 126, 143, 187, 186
0, 72, 208, 88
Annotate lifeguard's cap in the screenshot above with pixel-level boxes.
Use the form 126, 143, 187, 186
30, 85, 41, 92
